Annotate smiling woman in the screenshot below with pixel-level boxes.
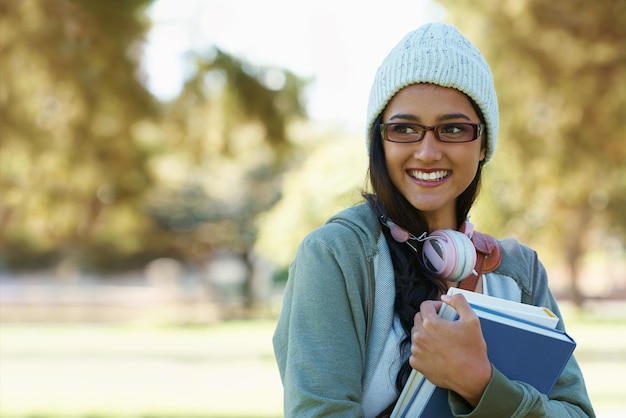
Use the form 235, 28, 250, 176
272, 22, 596, 418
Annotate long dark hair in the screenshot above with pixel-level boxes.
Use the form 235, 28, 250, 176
363, 98, 487, 392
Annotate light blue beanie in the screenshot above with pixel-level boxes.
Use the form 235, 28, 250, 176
366, 23, 499, 162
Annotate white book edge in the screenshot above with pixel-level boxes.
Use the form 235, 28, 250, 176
390, 301, 459, 418
390, 369, 429, 418
447, 287, 559, 329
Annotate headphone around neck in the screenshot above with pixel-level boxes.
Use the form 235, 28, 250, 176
381, 216, 477, 283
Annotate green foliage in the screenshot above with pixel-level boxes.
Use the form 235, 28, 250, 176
255, 132, 368, 266
2, 0, 623, 309
0, 0, 309, 277
143, 47, 309, 266
0, 0, 161, 270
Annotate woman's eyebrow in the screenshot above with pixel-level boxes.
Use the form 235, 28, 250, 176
439, 113, 472, 122
388, 113, 472, 122
388, 113, 420, 121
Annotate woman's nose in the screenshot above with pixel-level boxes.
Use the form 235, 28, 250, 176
413, 130, 443, 161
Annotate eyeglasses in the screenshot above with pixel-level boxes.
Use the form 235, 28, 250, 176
380, 122, 485, 144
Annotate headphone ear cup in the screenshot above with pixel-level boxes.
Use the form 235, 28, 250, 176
422, 229, 477, 282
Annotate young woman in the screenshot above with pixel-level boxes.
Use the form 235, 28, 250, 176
273, 23, 595, 417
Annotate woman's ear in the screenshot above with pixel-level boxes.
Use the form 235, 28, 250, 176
479, 147, 487, 162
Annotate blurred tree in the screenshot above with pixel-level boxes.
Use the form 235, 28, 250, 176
441, 0, 626, 306
0, 0, 162, 271
144, 48, 308, 309
0, 0, 310, 313
255, 132, 368, 268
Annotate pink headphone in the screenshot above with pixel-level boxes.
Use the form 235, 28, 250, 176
382, 217, 477, 283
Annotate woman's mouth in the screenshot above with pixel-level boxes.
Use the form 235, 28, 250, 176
409, 170, 450, 182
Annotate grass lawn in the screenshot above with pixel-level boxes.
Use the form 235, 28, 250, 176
0, 321, 282, 418
1, 304, 625, 418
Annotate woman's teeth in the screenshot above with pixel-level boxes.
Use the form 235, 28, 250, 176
411, 170, 449, 181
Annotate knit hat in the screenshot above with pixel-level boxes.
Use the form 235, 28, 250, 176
366, 23, 499, 162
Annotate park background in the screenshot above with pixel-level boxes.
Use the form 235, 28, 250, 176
1, 0, 625, 417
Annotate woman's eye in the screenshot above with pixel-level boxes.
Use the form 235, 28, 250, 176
395, 124, 417, 134
440, 124, 465, 135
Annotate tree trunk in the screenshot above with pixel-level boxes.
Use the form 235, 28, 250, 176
241, 249, 256, 313
565, 243, 584, 308
564, 206, 592, 309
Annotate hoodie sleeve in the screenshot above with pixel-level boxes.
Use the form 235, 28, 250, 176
273, 222, 373, 417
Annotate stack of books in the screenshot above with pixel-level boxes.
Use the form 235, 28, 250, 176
390, 287, 576, 418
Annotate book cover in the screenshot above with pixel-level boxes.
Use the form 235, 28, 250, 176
391, 290, 576, 418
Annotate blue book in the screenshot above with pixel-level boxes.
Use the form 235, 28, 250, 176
391, 288, 576, 418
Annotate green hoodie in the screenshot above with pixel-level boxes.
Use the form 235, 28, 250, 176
273, 203, 595, 417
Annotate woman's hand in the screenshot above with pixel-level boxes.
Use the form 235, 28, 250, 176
409, 293, 492, 408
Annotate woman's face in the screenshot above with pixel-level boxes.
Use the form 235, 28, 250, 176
382, 83, 486, 231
